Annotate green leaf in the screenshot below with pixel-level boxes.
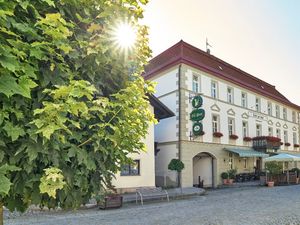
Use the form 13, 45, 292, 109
18, 76, 38, 98
39, 167, 65, 198
0, 55, 19, 72
0, 175, 11, 196
3, 121, 25, 141
41, 0, 55, 7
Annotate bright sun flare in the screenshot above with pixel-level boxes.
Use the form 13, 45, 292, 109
113, 22, 136, 49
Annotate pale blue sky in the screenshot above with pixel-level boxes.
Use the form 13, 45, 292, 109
142, 0, 300, 105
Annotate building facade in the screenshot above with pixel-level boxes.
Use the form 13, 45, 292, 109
112, 95, 174, 193
144, 41, 300, 188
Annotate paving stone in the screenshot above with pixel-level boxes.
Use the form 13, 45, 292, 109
4, 185, 300, 225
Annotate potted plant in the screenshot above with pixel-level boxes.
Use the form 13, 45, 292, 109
229, 134, 238, 140
265, 162, 281, 187
213, 132, 223, 138
97, 188, 123, 210
243, 137, 252, 142
168, 158, 185, 192
284, 142, 291, 147
221, 172, 229, 185
294, 144, 300, 148
227, 169, 237, 185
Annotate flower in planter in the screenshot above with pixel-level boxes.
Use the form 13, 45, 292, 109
243, 137, 252, 142
199, 131, 205, 136
280, 142, 283, 145
284, 142, 291, 147
252, 136, 281, 142
294, 144, 300, 148
229, 134, 238, 140
213, 132, 223, 138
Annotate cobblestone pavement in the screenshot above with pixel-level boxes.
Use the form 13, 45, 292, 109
5, 185, 300, 225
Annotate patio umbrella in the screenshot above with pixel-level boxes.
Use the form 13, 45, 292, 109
264, 153, 300, 162
264, 153, 300, 184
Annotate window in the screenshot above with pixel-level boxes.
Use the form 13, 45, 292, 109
241, 92, 247, 108
276, 129, 281, 139
229, 153, 233, 170
192, 75, 200, 93
284, 130, 288, 143
211, 81, 218, 99
242, 121, 248, 138
255, 97, 261, 112
243, 158, 247, 169
267, 102, 272, 116
293, 132, 298, 145
283, 108, 287, 120
121, 160, 140, 176
292, 111, 296, 123
212, 115, 219, 133
228, 118, 235, 135
227, 87, 234, 104
256, 124, 262, 136
268, 127, 273, 136
275, 105, 280, 118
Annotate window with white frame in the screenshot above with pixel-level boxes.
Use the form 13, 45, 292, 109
256, 124, 262, 136
212, 115, 219, 133
283, 108, 287, 120
267, 102, 272, 116
255, 97, 261, 112
268, 127, 273, 136
293, 132, 298, 145
276, 129, 281, 139
227, 87, 234, 104
228, 118, 235, 135
275, 105, 280, 118
192, 74, 200, 93
241, 92, 247, 108
292, 111, 296, 123
211, 81, 218, 99
242, 121, 248, 138
284, 130, 288, 143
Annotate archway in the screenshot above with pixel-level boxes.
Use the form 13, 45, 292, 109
193, 152, 216, 188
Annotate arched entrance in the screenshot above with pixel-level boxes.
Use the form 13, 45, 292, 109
193, 152, 216, 188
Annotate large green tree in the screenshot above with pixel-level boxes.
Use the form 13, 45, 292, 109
0, 0, 154, 222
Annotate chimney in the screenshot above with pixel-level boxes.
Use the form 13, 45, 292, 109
206, 48, 210, 54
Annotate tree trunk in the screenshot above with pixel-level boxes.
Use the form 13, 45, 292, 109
0, 202, 3, 225
178, 172, 182, 194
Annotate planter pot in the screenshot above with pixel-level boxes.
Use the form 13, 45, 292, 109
223, 179, 228, 185
227, 179, 234, 185
99, 195, 123, 209
267, 181, 274, 187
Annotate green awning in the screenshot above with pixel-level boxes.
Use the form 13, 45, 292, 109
224, 148, 269, 158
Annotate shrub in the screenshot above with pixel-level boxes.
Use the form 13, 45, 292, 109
221, 172, 228, 179
227, 169, 237, 179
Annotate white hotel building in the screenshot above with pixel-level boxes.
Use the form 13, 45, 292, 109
143, 41, 300, 188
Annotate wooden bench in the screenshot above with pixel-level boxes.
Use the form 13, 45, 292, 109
136, 187, 169, 205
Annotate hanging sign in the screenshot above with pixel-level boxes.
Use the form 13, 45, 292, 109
192, 96, 203, 108
190, 108, 205, 121
193, 122, 203, 135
